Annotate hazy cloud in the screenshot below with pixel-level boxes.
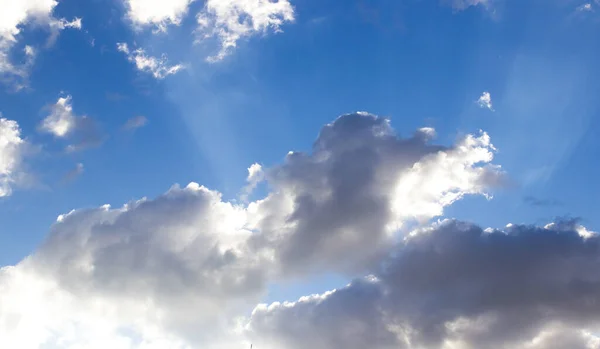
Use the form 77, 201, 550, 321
122, 115, 148, 131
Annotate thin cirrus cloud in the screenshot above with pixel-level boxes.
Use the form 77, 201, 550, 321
38, 95, 103, 152
0, 116, 25, 197
117, 42, 184, 79
0, 112, 509, 348
0, 0, 81, 88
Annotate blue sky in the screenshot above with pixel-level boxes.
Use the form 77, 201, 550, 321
1, 0, 600, 348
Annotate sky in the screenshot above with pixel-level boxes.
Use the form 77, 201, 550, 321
1, 0, 600, 348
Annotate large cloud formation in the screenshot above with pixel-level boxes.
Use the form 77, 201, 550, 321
246, 219, 600, 349
3, 112, 574, 349
247, 112, 502, 275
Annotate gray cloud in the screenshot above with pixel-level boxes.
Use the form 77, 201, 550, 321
247, 219, 600, 349
249, 112, 504, 276
0, 112, 505, 348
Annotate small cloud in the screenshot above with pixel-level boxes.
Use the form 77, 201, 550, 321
39, 96, 77, 138
117, 43, 184, 79
577, 3, 593, 12
39, 95, 104, 152
240, 163, 265, 201
122, 115, 148, 131
477, 91, 494, 111
416, 127, 436, 141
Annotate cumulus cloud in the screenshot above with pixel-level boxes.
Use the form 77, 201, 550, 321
39, 95, 103, 151
0, 116, 25, 197
123, 0, 195, 31
0, 112, 505, 348
122, 115, 148, 131
247, 112, 504, 275
0, 0, 81, 88
477, 91, 494, 111
197, 0, 295, 62
246, 219, 600, 349
117, 42, 184, 79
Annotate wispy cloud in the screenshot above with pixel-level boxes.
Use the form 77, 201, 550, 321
117, 43, 184, 79
62, 163, 84, 183
122, 115, 148, 131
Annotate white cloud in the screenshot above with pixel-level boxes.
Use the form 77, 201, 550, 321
39, 95, 103, 151
117, 42, 184, 79
0, 112, 505, 347
40, 95, 77, 138
0, 116, 25, 197
197, 0, 295, 62
123, 0, 195, 31
241, 163, 264, 201
477, 91, 494, 110
0, 0, 81, 87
